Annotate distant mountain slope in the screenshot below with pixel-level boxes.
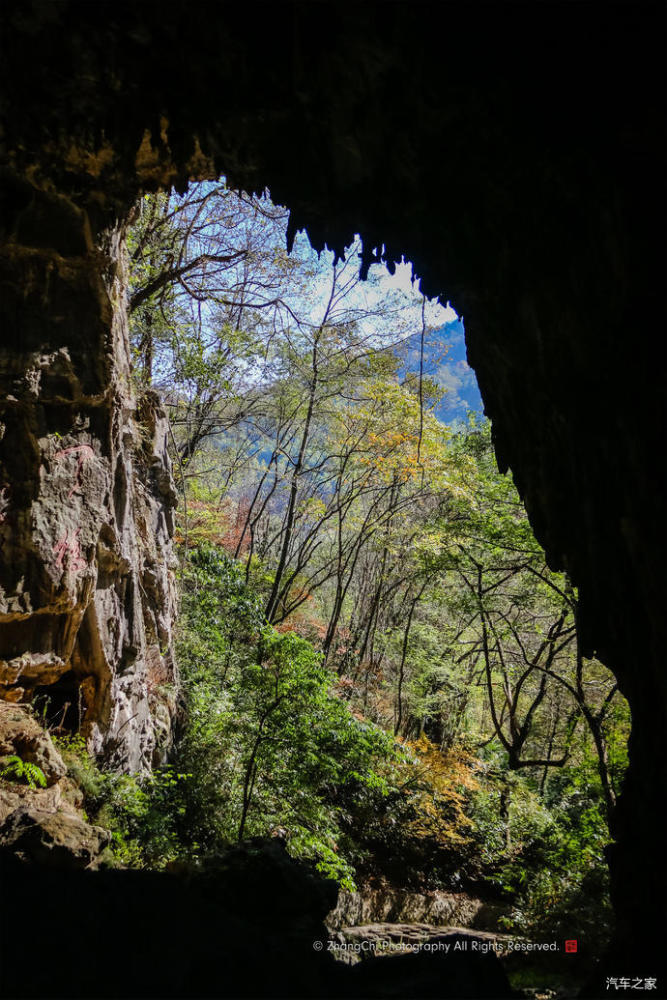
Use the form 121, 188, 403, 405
396, 319, 484, 425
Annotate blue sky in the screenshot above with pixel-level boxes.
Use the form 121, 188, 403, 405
396, 318, 484, 426
170, 182, 484, 426
286, 235, 484, 426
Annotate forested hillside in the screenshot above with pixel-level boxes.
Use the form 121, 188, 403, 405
43, 181, 629, 986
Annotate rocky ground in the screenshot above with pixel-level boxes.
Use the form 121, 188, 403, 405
0, 702, 111, 868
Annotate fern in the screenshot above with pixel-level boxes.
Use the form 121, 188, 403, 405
0, 754, 47, 789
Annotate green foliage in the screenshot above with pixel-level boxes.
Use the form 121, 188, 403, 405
176, 545, 400, 889
0, 754, 47, 789
54, 734, 188, 869
166, 418, 629, 921
123, 180, 630, 959
464, 743, 614, 951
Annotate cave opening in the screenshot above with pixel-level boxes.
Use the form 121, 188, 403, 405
124, 176, 632, 993
0, 4, 663, 996
31, 671, 82, 735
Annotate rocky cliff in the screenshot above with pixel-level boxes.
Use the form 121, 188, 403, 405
0, 209, 179, 775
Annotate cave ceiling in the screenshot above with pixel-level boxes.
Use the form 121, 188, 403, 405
2, 1, 664, 686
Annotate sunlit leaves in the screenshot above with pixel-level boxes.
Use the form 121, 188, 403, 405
398, 736, 480, 848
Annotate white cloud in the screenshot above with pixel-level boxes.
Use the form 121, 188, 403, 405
376, 260, 458, 327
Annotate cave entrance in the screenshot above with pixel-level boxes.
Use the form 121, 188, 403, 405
32, 671, 81, 735
125, 177, 631, 991
0, 4, 662, 990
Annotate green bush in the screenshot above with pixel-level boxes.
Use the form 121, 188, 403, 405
464, 745, 613, 951
175, 545, 400, 888
54, 734, 189, 869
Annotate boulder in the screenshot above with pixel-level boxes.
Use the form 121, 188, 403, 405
0, 804, 111, 869
0, 702, 66, 786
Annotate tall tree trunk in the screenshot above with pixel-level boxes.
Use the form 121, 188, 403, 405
265, 343, 318, 622
394, 582, 427, 736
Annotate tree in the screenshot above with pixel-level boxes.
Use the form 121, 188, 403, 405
176, 546, 398, 887
433, 420, 624, 822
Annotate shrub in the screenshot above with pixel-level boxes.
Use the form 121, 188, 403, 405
54, 734, 189, 869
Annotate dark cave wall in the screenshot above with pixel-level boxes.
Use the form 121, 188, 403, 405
0, 0, 665, 985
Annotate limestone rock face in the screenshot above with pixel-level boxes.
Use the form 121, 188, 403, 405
0, 211, 178, 773
326, 888, 500, 934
